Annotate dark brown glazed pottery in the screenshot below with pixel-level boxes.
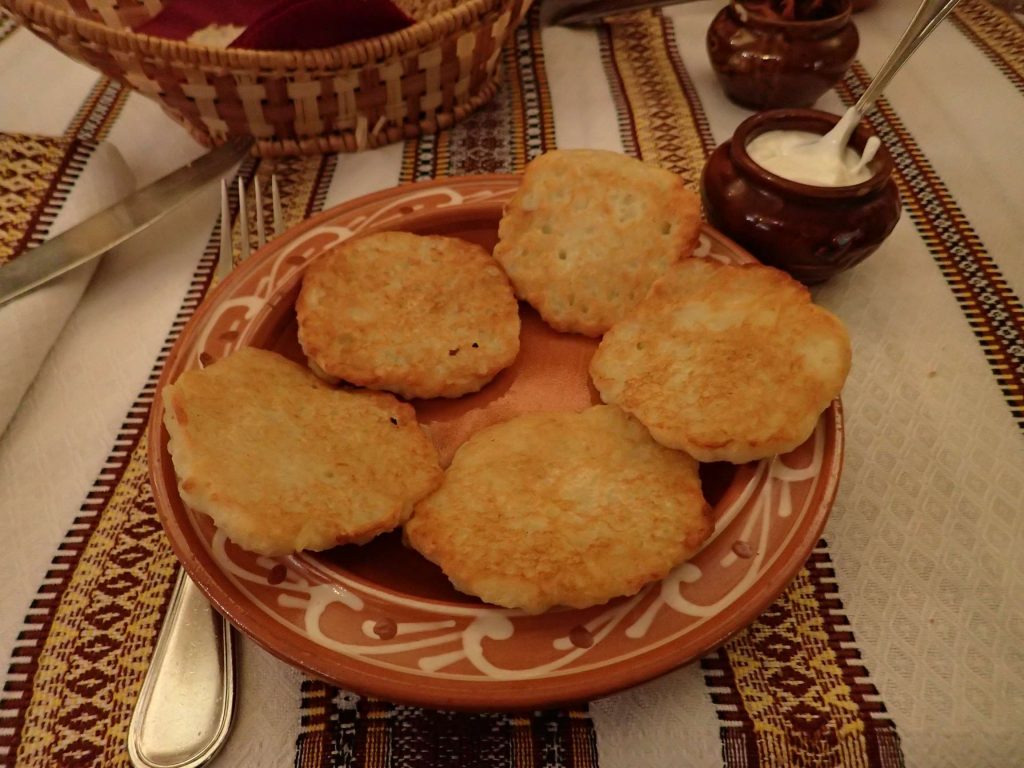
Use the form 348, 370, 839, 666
700, 108, 901, 284
706, 0, 859, 109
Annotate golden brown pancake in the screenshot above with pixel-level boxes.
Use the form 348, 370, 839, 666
404, 405, 712, 613
590, 259, 851, 463
493, 149, 701, 337
162, 347, 442, 556
296, 231, 520, 399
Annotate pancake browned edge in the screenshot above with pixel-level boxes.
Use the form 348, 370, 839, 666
493, 149, 701, 337
162, 347, 443, 556
405, 405, 712, 614
590, 259, 852, 463
297, 231, 521, 399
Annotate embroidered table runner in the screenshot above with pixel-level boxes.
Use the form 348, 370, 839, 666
1, 1, 1022, 765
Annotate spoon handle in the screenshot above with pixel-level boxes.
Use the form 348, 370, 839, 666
854, 0, 963, 116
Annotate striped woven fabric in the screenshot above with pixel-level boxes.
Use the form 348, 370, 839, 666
1, 1, 1022, 765
952, 0, 1024, 96
0, 135, 94, 265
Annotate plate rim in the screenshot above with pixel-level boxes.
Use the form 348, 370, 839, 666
147, 173, 844, 709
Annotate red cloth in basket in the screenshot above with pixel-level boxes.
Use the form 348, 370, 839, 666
136, 0, 414, 50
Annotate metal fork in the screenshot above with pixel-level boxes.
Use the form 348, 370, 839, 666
128, 175, 283, 768
217, 175, 284, 280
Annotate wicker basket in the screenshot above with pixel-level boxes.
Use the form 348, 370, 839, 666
2, 0, 532, 155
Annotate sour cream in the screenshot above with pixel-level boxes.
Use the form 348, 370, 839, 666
745, 107, 881, 187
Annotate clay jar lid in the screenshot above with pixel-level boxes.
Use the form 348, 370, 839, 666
731, 108, 894, 200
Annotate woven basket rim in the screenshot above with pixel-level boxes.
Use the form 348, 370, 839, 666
5, 0, 508, 69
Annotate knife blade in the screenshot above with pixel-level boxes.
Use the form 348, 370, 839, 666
542, 0, 699, 27
0, 139, 251, 307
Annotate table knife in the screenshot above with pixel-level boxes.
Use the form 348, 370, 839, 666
542, 0, 700, 26
0, 139, 250, 307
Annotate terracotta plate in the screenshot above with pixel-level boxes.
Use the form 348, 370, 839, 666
148, 174, 843, 710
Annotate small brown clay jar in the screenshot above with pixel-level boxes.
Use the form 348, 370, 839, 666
706, 0, 859, 109
700, 108, 901, 284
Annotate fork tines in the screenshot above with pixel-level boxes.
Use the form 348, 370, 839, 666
218, 175, 283, 280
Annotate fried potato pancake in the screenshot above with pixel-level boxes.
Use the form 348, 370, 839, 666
493, 149, 700, 337
404, 405, 711, 613
590, 259, 851, 463
162, 347, 442, 556
297, 232, 520, 399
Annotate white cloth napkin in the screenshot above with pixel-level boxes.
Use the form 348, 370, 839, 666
0, 140, 135, 436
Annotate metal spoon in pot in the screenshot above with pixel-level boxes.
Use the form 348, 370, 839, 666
796, 0, 964, 166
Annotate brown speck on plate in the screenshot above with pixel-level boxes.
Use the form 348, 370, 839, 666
373, 617, 398, 640
198, 351, 214, 367
732, 540, 755, 559
569, 625, 595, 649
267, 564, 288, 585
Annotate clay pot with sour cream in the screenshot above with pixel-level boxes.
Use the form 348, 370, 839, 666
700, 108, 901, 284
706, 0, 859, 110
